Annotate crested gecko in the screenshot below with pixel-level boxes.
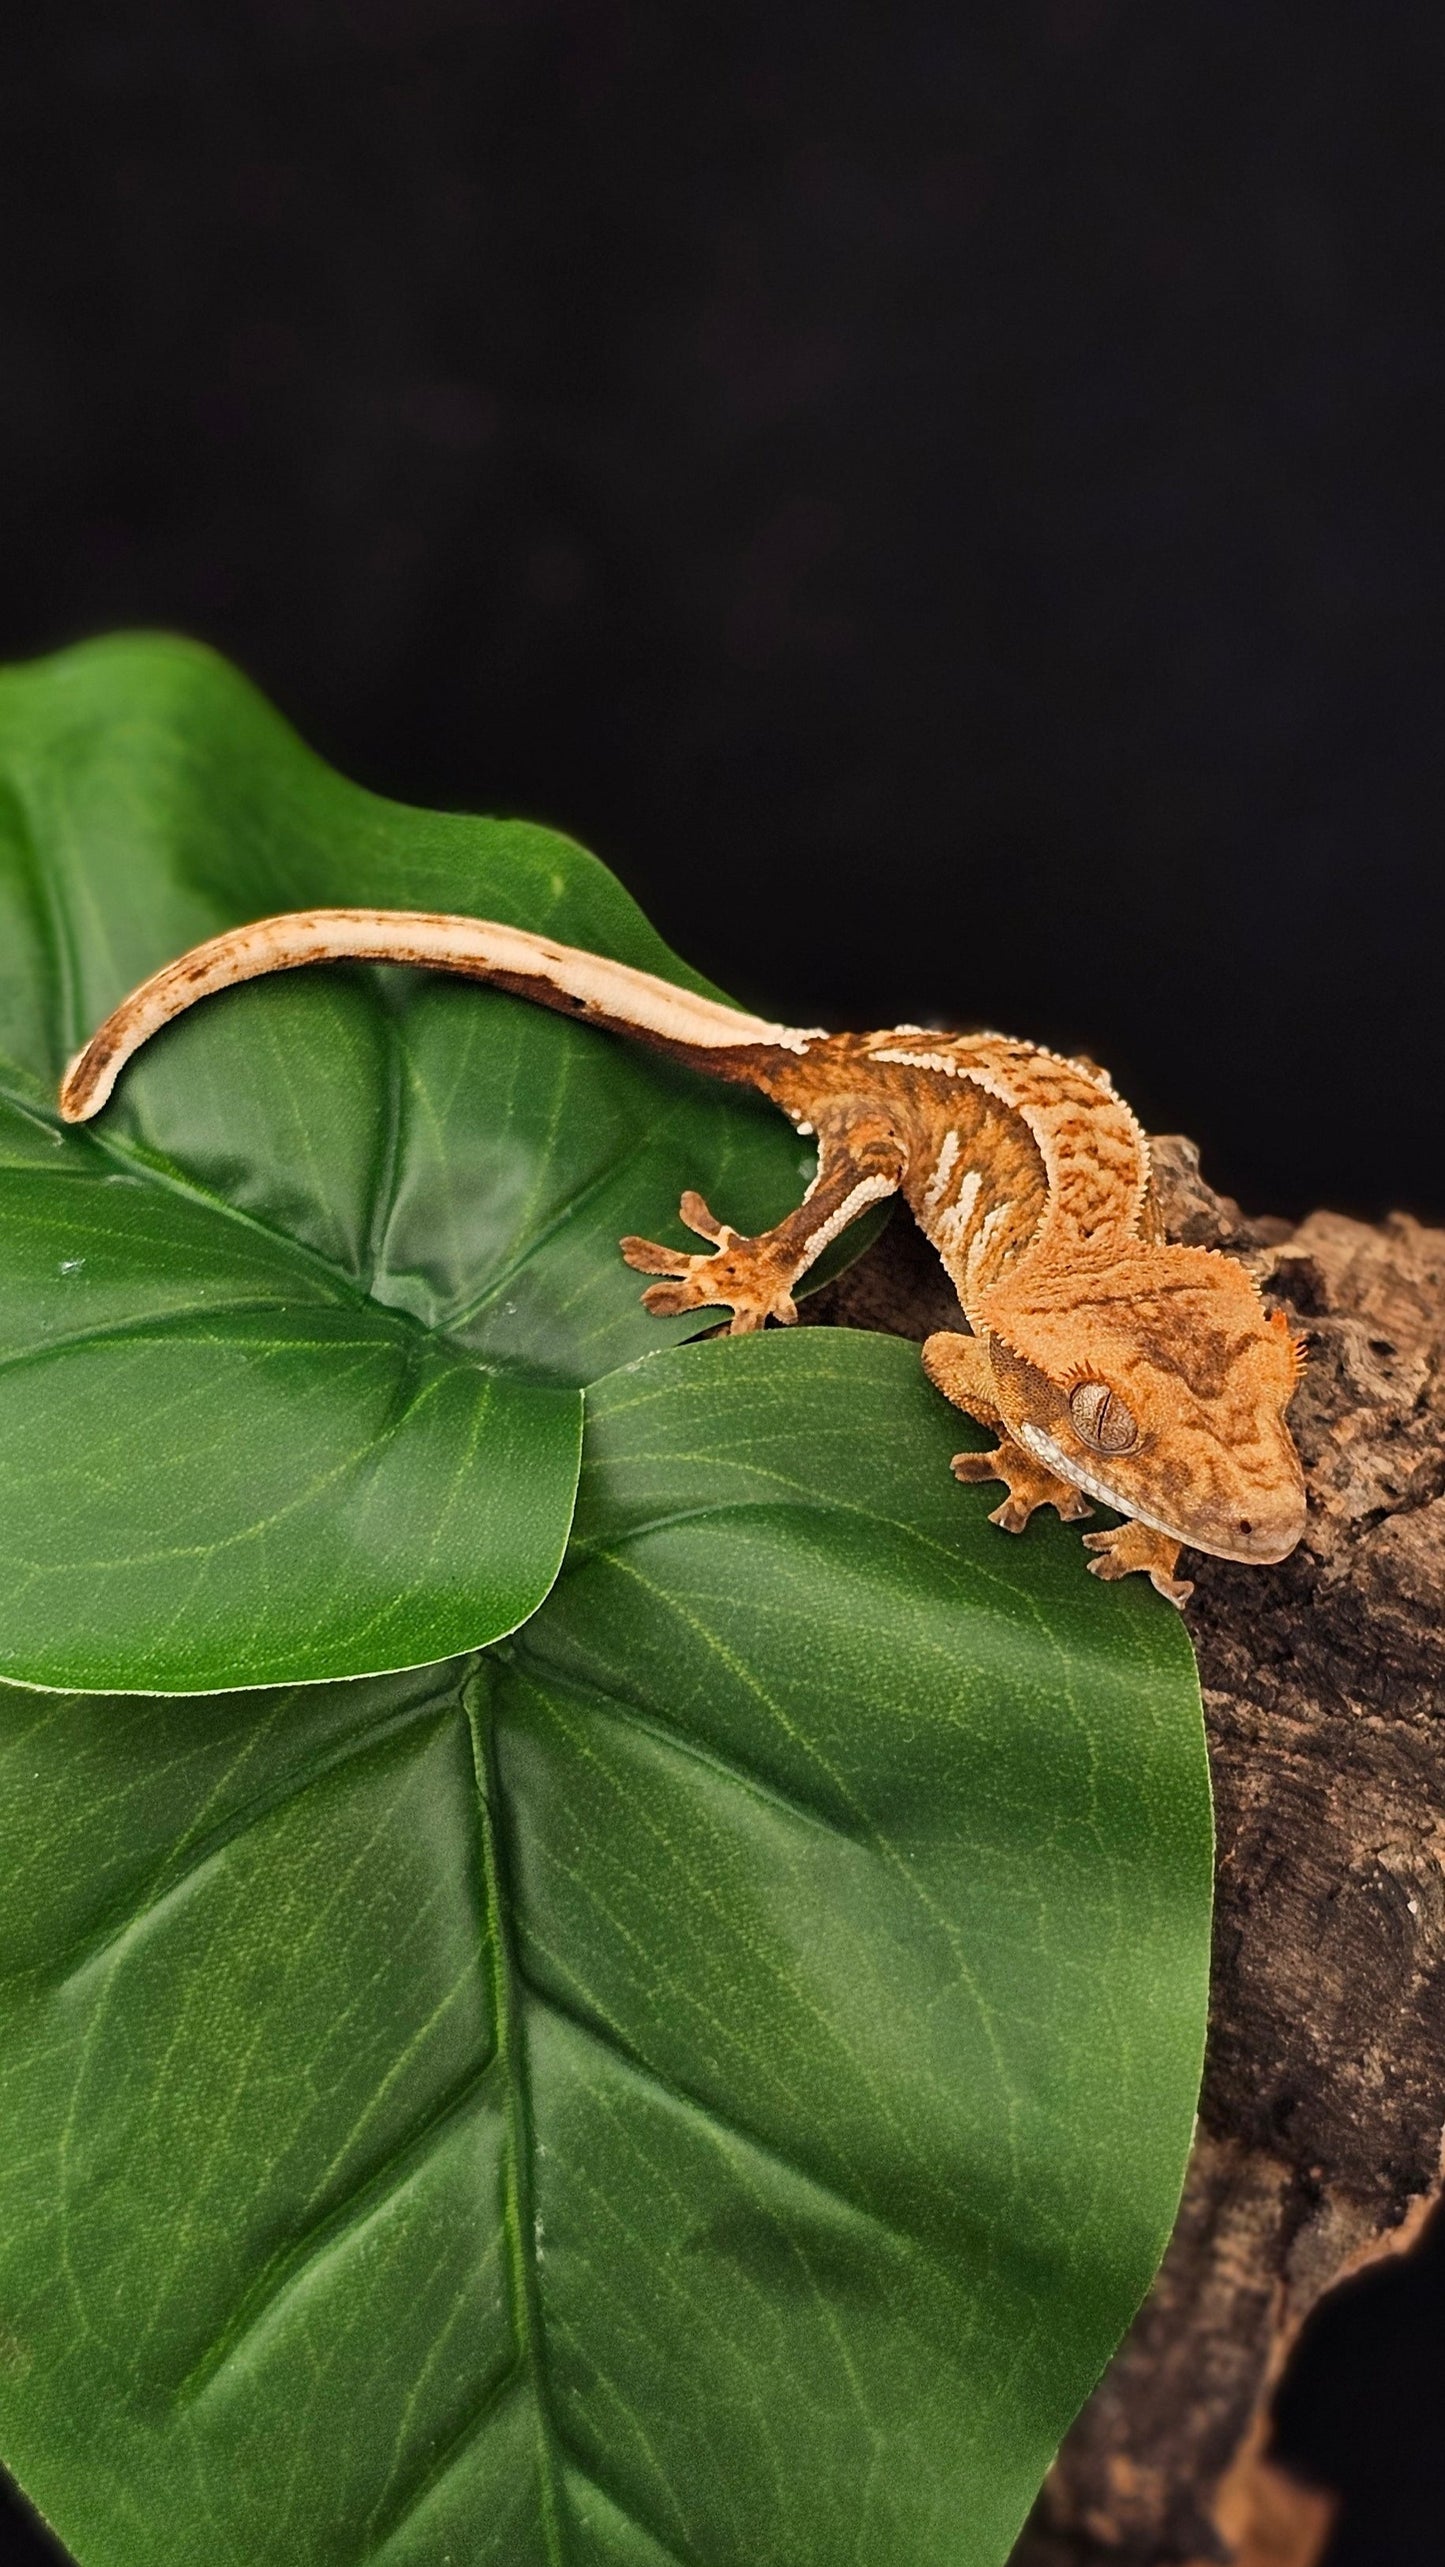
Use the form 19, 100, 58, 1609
58, 909, 1308, 1605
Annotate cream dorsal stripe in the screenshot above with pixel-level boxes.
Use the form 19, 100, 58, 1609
58, 907, 823, 1122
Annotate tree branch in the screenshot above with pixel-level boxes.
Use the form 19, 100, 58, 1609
805, 1139, 1445, 2566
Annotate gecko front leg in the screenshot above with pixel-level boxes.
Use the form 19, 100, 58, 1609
620, 1119, 904, 1336
1082, 1523, 1193, 1605
921, 1331, 1094, 1530
955, 1444, 1096, 1534
925, 1331, 1191, 1598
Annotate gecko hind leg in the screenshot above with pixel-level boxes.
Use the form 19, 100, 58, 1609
621, 1127, 905, 1338
621, 1191, 800, 1334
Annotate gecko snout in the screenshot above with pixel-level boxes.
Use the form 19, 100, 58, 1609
1209, 1486, 1307, 1565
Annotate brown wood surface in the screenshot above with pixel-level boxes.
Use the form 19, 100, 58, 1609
804, 1140, 1445, 2566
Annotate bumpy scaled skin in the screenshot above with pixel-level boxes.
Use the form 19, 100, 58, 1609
59, 910, 1308, 1603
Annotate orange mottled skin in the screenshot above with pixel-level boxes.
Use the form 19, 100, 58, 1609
60, 911, 1307, 1605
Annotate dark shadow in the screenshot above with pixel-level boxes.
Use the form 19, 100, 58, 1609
1270, 2192, 1445, 2567
0, 2471, 70, 2564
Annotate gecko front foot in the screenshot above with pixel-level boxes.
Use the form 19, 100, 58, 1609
620, 1191, 799, 1335
950, 1441, 1094, 1534
1081, 1522, 1194, 1606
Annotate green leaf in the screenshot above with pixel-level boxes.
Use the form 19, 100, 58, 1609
0, 1331, 1211, 2567
0, 634, 831, 1691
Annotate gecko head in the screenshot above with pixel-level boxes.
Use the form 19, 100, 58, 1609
976, 1242, 1308, 1564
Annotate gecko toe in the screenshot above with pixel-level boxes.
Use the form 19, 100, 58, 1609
951, 1449, 1002, 1485
638, 1278, 697, 1315
678, 1190, 731, 1244
620, 1234, 687, 1276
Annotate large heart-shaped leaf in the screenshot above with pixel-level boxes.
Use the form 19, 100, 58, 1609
0, 1332, 1211, 2567
0, 635, 826, 1692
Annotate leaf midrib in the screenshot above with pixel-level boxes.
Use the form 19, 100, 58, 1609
465, 1667, 570, 2564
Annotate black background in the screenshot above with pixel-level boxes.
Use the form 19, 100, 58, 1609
2, 5, 1443, 2562
1, 1, 1444, 1220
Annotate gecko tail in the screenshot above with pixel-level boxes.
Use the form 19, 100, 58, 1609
58, 907, 824, 1122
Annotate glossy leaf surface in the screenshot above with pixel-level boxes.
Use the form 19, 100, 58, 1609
0, 635, 824, 1689
0, 1332, 1211, 2567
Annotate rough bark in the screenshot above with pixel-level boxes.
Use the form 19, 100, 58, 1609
803, 1140, 1445, 2567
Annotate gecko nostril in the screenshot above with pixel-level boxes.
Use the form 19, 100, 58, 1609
1238, 1518, 1254, 1536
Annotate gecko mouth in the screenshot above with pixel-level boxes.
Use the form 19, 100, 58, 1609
1016, 1424, 1195, 1549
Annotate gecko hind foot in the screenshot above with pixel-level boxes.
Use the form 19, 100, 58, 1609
1082, 1523, 1194, 1606
619, 1191, 799, 1335
951, 1443, 1094, 1533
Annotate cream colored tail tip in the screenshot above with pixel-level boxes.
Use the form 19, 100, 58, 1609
53, 904, 821, 1126
60, 1044, 107, 1122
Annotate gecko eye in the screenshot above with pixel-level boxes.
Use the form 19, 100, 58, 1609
1068, 1381, 1139, 1455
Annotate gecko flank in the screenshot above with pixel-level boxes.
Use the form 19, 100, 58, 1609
59, 908, 1307, 1605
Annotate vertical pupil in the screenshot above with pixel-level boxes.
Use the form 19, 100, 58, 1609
1071, 1381, 1134, 1452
